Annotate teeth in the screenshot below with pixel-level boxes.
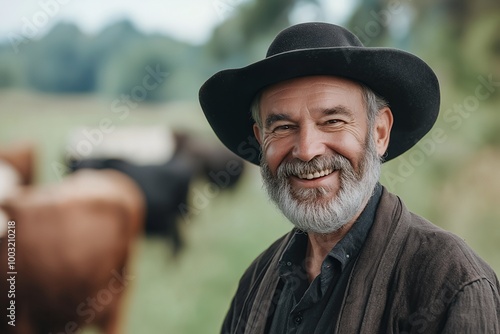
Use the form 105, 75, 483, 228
297, 169, 334, 180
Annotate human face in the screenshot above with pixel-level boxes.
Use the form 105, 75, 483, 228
253, 76, 389, 233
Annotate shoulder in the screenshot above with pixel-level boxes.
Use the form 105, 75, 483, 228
386, 190, 499, 300
405, 206, 496, 284
374, 189, 500, 331
400, 215, 500, 331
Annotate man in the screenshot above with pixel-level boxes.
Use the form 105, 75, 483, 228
199, 22, 500, 333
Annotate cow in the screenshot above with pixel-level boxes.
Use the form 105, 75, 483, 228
0, 142, 35, 237
0, 166, 145, 334
68, 157, 193, 254
173, 131, 246, 190
0, 142, 35, 186
67, 127, 246, 254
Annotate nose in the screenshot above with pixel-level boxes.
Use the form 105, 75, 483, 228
292, 125, 327, 162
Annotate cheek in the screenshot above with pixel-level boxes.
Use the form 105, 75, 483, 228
328, 133, 367, 169
262, 137, 291, 171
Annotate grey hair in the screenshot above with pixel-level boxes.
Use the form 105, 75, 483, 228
360, 83, 389, 128
250, 90, 264, 129
250, 82, 389, 130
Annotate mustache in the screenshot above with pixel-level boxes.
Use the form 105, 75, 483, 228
275, 154, 355, 179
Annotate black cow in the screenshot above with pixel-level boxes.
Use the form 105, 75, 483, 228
67, 130, 246, 254
68, 156, 193, 254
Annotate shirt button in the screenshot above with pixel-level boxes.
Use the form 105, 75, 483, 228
294, 313, 303, 325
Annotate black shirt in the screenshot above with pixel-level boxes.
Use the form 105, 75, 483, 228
266, 184, 382, 333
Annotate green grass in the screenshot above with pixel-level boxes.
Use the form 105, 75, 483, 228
1, 89, 499, 333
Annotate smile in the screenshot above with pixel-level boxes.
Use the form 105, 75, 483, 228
296, 168, 334, 180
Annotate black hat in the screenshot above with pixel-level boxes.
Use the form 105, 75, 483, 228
199, 22, 440, 165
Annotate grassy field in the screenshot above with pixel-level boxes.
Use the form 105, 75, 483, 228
1, 89, 499, 333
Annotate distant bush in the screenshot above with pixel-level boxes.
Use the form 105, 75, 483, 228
0, 49, 24, 88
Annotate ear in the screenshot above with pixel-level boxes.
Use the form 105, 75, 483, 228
374, 107, 393, 157
253, 123, 263, 146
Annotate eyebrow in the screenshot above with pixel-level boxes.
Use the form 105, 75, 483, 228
265, 113, 292, 128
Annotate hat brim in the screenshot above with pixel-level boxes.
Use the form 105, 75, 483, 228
199, 47, 440, 165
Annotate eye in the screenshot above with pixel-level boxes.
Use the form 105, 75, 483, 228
272, 124, 294, 132
325, 119, 344, 125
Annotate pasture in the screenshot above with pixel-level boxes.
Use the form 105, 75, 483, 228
1, 88, 499, 333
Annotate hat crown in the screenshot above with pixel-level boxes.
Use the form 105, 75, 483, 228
266, 22, 364, 58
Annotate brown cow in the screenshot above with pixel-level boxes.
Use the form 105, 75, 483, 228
0, 142, 35, 186
0, 168, 145, 334
0, 142, 35, 237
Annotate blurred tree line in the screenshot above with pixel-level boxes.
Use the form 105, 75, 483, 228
0, 20, 203, 101
0, 0, 498, 103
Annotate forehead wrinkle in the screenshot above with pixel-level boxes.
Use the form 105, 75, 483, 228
307, 80, 361, 92
323, 106, 355, 118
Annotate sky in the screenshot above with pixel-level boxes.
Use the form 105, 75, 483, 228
0, 0, 357, 45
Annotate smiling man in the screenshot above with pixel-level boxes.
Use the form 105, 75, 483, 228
199, 23, 500, 333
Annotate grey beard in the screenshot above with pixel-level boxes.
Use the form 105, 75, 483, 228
260, 135, 381, 234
